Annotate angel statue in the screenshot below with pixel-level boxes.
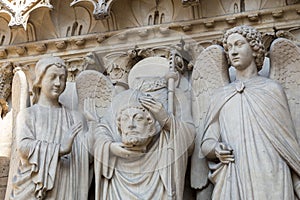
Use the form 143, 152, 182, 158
79, 56, 195, 199
192, 25, 300, 200
7, 56, 92, 200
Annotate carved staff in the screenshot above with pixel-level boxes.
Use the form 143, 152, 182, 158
166, 48, 180, 200
168, 50, 176, 114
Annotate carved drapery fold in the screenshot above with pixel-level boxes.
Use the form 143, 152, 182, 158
0, 0, 53, 29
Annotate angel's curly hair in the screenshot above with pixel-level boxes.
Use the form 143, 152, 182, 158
223, 25, 265, 71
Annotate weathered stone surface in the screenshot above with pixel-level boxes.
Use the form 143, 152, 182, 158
0, 1, 300, 199
0, 157, 9, 200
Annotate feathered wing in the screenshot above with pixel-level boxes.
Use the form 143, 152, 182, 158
76, 70, 114, 122
269, 38, 300, 143
190, 45, 230, 190
5, 70, 30, 200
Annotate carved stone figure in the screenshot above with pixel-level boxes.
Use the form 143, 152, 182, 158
92, 89, 194, 200
9, 56, 91, 200
88, 56, 195, 200
198, 25, 300, 199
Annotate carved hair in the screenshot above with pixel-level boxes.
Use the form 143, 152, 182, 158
116, 105, 156, 136
223, 25, 265, 71
32, 56, 67, 104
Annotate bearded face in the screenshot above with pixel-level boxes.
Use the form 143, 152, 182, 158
117, 106, 156, 147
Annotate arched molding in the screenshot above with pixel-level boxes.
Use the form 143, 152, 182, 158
0, 16, 11, 45
0, 0, 53, 29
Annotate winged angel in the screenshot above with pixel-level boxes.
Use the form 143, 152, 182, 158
191, 25, 300, 200
6, 56, 92, 200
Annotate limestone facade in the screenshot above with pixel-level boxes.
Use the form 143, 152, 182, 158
0, 0, 300, 199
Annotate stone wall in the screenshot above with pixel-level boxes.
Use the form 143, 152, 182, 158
0, 0, 299, 199
0, 157, 9, 200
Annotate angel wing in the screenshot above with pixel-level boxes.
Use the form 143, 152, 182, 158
76, 70, 114, 122
190, 45, 230, 190
269, 38, 300, 143
5, 69, 30, 200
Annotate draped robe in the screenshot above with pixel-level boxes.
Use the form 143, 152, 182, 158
91, 87, 195, 200
11, 104, 91, 200
201, 76, 300, 200
94, 116, 195, 200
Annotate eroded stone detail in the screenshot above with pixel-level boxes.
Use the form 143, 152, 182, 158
0, 62, 13, 119
182, 0, 200, 6
70, 0, 115, 20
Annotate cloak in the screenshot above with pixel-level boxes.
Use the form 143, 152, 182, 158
201, 76, 300, 200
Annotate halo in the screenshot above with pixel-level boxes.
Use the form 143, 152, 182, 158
128, 57, 169, 89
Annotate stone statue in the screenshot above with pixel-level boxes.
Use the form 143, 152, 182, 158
197, 25, 300, 199
88, 56, 195, 199
92, 89, 194, 200
9, 56, 92, 199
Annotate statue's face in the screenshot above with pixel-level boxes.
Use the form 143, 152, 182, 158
119, 107, 154, 146
227, 33, 255, 71
40, 65, 66, 101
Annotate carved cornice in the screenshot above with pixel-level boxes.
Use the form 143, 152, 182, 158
0, 5, 298, 62
0, 0, 53, 29
70, 0, 115, 20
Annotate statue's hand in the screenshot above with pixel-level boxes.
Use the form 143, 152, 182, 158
139, 95, 170, 128
110, 142, 143, 159
215, 142, 234, 164
59, 122, 82, 156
